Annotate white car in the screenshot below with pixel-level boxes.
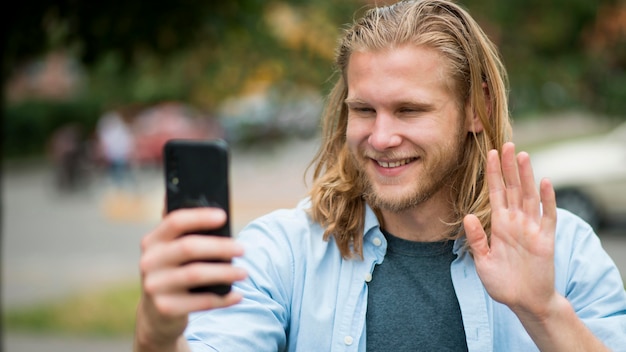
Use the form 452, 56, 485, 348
530, 121, 626, 229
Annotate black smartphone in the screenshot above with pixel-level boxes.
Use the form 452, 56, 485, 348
163, 138, 231, 295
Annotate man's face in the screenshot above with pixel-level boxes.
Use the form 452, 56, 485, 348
345, 45, 471, 213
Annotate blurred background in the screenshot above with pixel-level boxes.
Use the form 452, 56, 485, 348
2, 0, 625, 350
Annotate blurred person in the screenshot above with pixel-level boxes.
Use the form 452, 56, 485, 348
134, 0, 626, 351
96, 108, 135, 189
47, 122, 88, 191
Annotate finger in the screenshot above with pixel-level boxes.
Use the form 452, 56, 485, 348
151, 290, 244, 318
141, 235, 244, 271
486, 149, 506, 210
517, 151, 540, 220
501, 142, 522, 209
144, 262, 248, 295
463, 214, 490, 257
143, 207, 227, 248
539, 178, 557, 237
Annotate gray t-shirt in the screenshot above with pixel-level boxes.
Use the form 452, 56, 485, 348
366, 230, 468, 351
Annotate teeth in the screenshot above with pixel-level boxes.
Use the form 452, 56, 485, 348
377, 158, 413, 168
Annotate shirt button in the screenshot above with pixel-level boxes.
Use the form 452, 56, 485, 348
344, 335, 354, 345
364, 273, 372, 282
372, 237, 382, 246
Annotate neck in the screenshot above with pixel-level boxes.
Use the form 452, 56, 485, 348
377, 195, 458, 242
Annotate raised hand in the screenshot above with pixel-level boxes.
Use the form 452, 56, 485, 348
463, 142, 558, 317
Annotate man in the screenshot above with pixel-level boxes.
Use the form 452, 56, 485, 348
134, 0, 626, 351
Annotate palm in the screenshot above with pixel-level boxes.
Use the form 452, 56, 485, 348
464, 143, 557, 315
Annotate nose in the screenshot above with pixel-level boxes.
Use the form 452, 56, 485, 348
368, 113, 402, 151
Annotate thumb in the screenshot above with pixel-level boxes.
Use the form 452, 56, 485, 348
463, 214, 490, 257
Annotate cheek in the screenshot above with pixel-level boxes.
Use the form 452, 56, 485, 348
346, 117, 369, 148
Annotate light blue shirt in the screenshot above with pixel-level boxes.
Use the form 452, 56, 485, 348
185, 200, 626, 351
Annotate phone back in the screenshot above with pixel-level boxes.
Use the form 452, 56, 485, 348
164, 139, 230, 237
163, 139, 232, 295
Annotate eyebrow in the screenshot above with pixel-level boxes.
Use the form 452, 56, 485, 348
344, 98, 366, 105
344, 98, 436, 111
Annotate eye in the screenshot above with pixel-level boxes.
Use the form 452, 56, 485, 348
347, 104, 375, 114
399, 106, 425, 113
397, 104, 431, 115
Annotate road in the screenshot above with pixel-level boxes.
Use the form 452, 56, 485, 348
3, 134, 626, 351
2, 138, 318, 351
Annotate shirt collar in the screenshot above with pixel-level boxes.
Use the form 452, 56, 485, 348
453, 236, 468, 255
363, 202, 469, 256
363, 203, 382, 236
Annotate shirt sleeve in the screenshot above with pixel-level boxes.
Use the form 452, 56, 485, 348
554, 209, 626, 350
184, 213, 296, 351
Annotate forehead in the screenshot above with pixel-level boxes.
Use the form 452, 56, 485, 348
346, 45, 456, 103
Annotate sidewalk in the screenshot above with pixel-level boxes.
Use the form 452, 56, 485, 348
4, 333, 132, 352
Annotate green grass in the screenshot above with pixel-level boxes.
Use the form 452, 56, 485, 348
4, 281, 140, 337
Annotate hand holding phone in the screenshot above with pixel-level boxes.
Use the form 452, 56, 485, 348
163, 139, 232, 294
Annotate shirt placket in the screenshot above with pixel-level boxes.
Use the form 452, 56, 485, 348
451, 246, 494, 352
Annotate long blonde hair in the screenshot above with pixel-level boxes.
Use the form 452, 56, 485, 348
308, 0, 512, 258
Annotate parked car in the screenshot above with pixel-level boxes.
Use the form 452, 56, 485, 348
218, 85, 322, 146
131, 102, 224, 166
531, 121, 626, 229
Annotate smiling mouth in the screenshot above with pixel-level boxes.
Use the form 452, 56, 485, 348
375, 158, 417, 168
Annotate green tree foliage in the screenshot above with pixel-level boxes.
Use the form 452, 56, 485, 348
2, 0, 364, 157
465, 0, 626, 115
2, 0, 361, 107
2, 0, 625, 158
3, 0, 265, 74
5, 0, 624, 114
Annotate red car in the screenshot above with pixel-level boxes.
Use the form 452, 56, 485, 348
131, 102, 224, 166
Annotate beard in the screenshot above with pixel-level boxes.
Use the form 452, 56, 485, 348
352, 129, 466, 213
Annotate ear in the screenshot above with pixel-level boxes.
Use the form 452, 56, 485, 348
464, 81, 489, 134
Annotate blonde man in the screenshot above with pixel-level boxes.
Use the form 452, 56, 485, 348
135, 1, 626, 351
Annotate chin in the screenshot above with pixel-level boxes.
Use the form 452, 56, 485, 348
365, 186, 426, 213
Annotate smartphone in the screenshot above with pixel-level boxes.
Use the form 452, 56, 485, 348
163, 138, 231, 295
